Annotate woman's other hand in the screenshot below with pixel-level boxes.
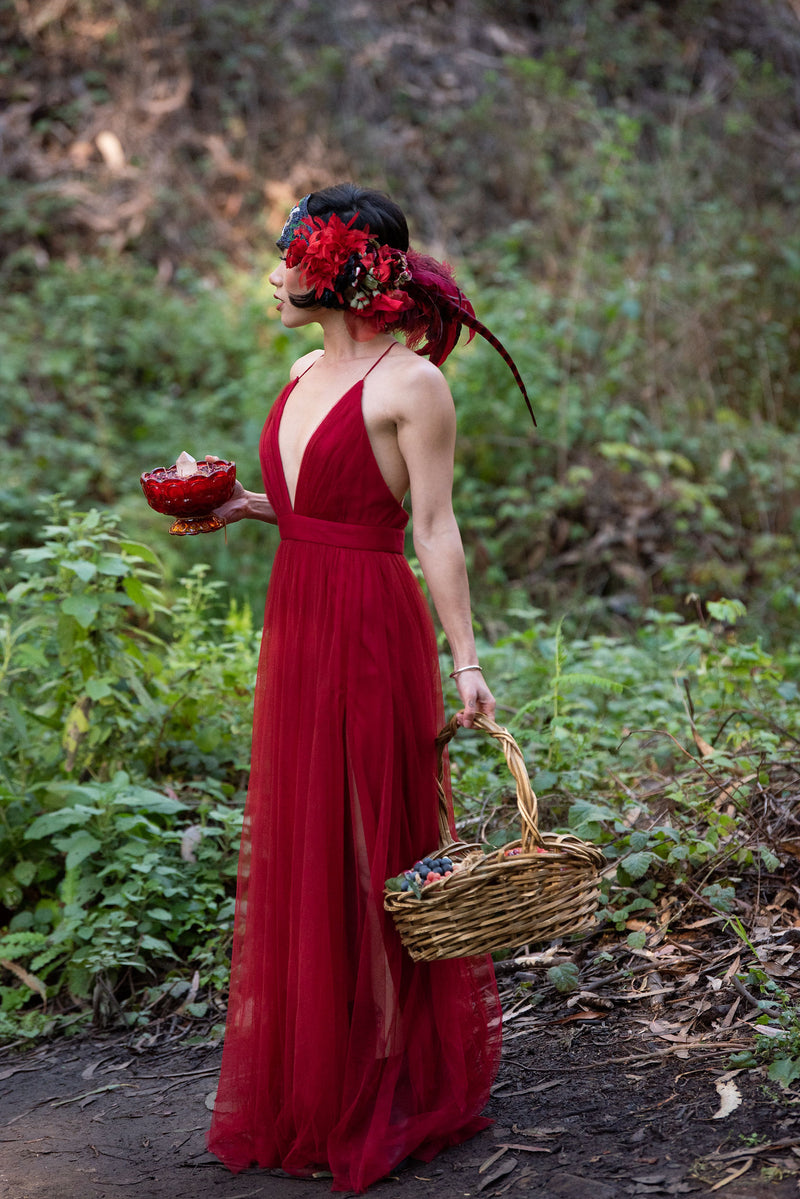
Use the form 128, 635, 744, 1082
454, 669, 495, 728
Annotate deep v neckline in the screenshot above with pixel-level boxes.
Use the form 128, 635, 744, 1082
278, 378, 361, 510
277, 344, 396, 511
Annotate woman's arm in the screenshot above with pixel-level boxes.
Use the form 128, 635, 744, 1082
396, 363, 495, 726
214, 483, 277, 526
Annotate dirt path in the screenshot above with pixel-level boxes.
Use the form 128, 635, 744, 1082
1, 1016, 798, 1199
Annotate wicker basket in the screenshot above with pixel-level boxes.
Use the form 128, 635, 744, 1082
384, 713, 604, 962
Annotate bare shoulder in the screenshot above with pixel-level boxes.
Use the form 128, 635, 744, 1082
381, 344, 455, 424
289, 347, 324, 379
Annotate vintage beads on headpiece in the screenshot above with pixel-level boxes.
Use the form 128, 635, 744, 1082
276, 194, 311, 251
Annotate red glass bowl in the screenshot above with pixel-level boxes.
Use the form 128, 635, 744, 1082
140, 459, 236, 536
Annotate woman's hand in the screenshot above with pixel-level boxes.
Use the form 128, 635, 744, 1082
213, 484, 277, 526
204, 456, 276, 525
454, 669, 495, 728
213, 481, 250, 525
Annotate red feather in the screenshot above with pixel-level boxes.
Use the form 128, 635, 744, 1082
399, 250, 536, 426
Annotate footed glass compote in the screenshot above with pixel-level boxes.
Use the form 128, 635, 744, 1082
140, 452, 236, 536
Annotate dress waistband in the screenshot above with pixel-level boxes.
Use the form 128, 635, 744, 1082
278, 513, 406, 554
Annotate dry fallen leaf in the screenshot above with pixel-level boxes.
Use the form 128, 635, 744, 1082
712, 1078, 743, 1119
479, 1146, 508, 1173
476, 1156, 517, 1191
502, 1143, 552, 1154
513, 1125, 568, 1137
1, 958, 46, 1004
691, 728, 715, 758
0, 1060, 50, 1081
96, 130, 126, 172
181, 824, 204, 862
708, 1157, 753, 1190
176, 969, 201, 1014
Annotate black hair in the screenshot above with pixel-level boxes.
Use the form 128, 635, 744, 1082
308, 184, 409, 250
287, 183, 409, 309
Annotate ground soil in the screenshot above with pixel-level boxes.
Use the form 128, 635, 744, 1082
2, 1013, 799, 1199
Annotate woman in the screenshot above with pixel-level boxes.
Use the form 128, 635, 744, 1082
206, 184, 532, 1192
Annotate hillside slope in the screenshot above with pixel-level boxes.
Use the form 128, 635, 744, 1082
2, 0, 799, 269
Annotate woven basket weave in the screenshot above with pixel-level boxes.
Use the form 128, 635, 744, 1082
384, 713, 604, 962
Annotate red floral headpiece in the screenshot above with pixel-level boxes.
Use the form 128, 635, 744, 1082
285, 213, 414, 329
282, 207, 536, 424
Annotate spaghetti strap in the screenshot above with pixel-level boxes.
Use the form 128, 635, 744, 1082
361, 341, 396, 378
297, 341, 396, 385
295, 352, 324, 381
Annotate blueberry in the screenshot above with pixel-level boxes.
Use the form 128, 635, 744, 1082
401, 880, 410, 892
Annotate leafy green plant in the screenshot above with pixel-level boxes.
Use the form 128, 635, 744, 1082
729, 968, 800, 1089
0, 504, 260, 1032
507, 618, 624, 770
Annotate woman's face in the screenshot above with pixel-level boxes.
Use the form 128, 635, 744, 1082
268, 257, 315, 328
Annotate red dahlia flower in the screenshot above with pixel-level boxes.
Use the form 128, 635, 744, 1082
286, 214, 370, 299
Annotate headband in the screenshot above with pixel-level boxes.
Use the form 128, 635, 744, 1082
276, 193, 311, 251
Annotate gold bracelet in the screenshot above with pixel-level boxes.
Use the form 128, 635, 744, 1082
449, 664, 483, 678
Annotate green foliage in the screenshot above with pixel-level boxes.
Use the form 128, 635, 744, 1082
729, 969, 800, 1089
423, 30, 800, 633
1, 503, 258, 784
0, 505, 259, 1037
547, 961, 580, 994
3, 4, 800, 635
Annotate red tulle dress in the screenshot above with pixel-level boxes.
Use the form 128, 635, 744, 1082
207, 348, 502, 1192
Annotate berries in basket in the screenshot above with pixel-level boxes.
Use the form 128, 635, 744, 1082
387, 855, 465, 899
384, 714, 604, 962
140, 451, 236, 536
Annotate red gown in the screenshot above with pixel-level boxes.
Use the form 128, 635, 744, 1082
207, 348, 502, 1192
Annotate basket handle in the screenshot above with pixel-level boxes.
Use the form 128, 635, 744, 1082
435, 712, 543, 851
